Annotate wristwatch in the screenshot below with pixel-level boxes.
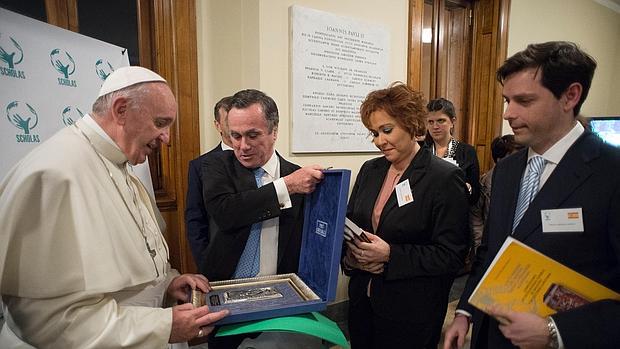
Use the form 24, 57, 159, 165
546, 316, 559, 349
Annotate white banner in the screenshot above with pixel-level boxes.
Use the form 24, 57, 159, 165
0, 8, 153, 194
290, 5, 389, 153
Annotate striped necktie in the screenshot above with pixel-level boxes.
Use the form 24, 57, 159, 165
233, 167, 265, 278
512, 155, 546, 232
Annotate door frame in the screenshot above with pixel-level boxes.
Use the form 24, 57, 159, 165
408, 0, 510, 172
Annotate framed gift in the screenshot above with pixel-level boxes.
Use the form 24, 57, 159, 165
200, 169, 350, 325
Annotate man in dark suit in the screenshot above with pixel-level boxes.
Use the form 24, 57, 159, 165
444, 41, 620, 349
201, 89, 324, 348
185, 96, 233, 274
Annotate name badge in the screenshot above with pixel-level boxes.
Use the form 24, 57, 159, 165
395, 179, 414, 207
541, 208, 584, 233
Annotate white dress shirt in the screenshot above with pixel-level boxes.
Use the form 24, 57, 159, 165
456, 122, 585, 348
255, 151, 292, 276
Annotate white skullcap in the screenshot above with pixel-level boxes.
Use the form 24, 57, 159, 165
97, 66, 167, 97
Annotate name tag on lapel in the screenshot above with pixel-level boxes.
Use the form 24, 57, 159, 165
541, 208, 584, 233
395, 179, 414, 207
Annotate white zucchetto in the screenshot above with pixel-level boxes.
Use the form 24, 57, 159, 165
98, 66, 166, 97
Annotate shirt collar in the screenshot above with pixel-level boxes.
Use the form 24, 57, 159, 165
260, 151, 279, 179
527, 121, 584, 163
221, 142, 233, 151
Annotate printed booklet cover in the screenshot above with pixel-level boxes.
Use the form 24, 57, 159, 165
469, 236, 620, 317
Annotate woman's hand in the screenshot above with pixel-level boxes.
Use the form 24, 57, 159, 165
344, 243, 385, 274
359, 262, 385, 274
343, 246, 362, 270
346, 232, 390, 264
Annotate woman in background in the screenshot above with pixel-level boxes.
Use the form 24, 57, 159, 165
470, 134, 523, 254
426, 98, 480, 206
343, 82, 470, 349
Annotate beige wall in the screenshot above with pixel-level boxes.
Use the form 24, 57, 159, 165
502, 0, 620, 134
195, 0, 619, 304
196, 0, 409, 303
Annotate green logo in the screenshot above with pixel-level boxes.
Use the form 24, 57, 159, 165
6, 101, 40, 143
0, 32, 26, 79
62, 105, 84, 126
95, 59, 114, 80
50, 48, 77, 87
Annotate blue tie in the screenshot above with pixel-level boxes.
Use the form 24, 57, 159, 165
233, 167, 265, 278
512, 155, 546, 232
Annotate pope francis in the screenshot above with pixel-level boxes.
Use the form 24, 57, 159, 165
0, 66, 229, 348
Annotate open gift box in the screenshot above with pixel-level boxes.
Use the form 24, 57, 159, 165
202, 169, 350, 325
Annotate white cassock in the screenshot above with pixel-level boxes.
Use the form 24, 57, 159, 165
0, 115, 183, 348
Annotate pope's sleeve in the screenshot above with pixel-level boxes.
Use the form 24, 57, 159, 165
4, 291, 173, 348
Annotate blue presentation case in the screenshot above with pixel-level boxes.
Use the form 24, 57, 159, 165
205, 169, 351, 325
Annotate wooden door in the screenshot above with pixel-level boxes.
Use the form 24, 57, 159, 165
467, 0, 510, 172
408, 0, 510, 172
416, 0, 473, 141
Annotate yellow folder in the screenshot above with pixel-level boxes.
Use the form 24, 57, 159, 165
469, 237, 620, 316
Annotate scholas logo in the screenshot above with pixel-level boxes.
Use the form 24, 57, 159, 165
95, 59, 114, 81
50, 48, 77, 87
0, 33, 26, 79
6, 101, 40, 143
62, 105, 84, 126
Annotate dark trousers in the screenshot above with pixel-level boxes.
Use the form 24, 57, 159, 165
348, 294, 444, 349
471, 315, 517, 349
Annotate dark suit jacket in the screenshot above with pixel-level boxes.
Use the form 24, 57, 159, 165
424, 140, 481, 205
346, 148, 470, 324
185, 143, 222, 274
453, 142, 481, 206
200, 151, 304, 281
459, 132, 620, 349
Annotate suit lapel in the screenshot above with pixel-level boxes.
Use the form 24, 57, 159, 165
276, 154, 299, 265
278, 153, 297, 176
360, 158, 390, 233
232, 156, 257, 191
513, 133, 598, 240
377, 148, 429, 234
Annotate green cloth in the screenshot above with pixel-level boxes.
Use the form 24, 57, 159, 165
216, 312, 349, 348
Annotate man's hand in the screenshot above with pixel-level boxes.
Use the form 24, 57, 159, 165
443, 314, 470, 349
167, 274, 211, 302
169, 303, 229, 343
487, 305, 550, 349
283, 165, 324, 194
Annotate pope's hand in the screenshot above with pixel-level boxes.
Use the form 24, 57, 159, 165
169, 303, 229, 343
167, 274, 211, 302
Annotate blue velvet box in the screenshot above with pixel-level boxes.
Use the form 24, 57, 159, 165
205, 169, 351, 325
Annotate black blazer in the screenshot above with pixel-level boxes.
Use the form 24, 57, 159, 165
200, 150, 304, 281
458, 132, 620, 349
185, 143, 222, 274
346, 147, 470, 321
453, 142, 481, 206
425, 140, 481, 205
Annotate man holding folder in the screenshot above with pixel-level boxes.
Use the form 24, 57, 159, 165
444, 41, 620, 349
